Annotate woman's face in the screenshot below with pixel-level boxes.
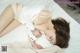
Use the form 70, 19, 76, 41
33, 10, 56, 45
44, 29, 56, 44
34, 19, 56, 45
32, 24, 56, 49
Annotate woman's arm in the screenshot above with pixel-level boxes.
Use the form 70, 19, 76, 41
0, 4, 21, 37
0, 19, 21, 37
0, 5, 14, 33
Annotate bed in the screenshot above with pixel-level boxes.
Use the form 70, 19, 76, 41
0, 0, 80, 53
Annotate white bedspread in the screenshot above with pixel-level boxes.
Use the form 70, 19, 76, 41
0, 0, 80, 53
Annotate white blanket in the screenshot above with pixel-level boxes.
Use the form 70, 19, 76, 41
0, 0, 80, 53
7, 41, 63, 53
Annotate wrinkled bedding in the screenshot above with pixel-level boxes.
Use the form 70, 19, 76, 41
0, 0, 80, 53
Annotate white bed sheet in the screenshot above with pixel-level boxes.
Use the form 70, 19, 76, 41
0, 0, 80, 53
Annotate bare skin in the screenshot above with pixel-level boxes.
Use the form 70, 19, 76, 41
0, 4, 21, 37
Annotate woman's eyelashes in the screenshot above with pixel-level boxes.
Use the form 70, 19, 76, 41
48, 36, 53, 41
32, 29, 42, 38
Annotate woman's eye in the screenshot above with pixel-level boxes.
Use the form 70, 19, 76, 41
48, 36, 52, 40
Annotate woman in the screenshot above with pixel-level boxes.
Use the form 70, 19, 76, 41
0, 0, 70, 53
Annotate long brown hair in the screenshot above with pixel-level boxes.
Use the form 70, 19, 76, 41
51, 18, 70, 48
